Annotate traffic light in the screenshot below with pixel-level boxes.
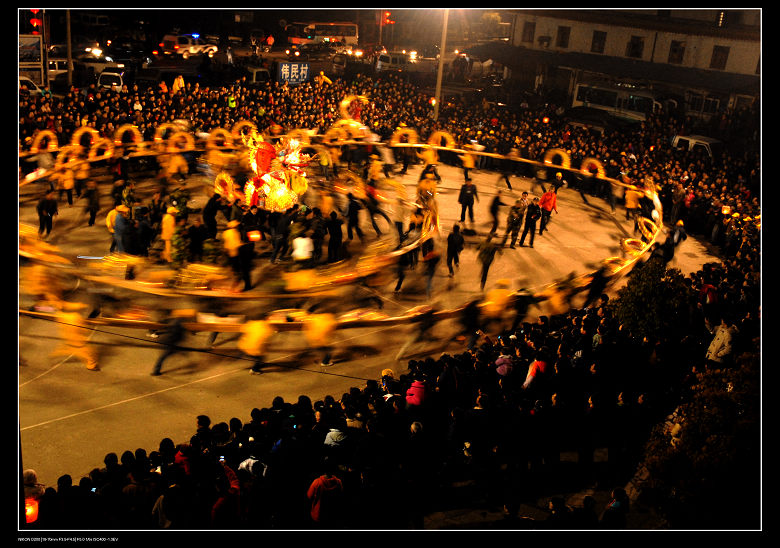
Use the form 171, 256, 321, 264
382, 11, 394, 25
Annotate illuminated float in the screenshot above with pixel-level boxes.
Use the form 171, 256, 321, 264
214, 129, 310, 212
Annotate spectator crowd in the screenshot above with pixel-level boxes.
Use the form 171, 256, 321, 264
20, 66, 760, 530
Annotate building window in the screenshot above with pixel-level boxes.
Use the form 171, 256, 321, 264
521, 21, 535, 43
710, 45, 730, 70
556, 26, 571, 48
668, 40, 685, 64
626, 36, 644, 58
591, 30, 606, 53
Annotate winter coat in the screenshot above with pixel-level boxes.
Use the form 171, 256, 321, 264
406, 380, 427, 407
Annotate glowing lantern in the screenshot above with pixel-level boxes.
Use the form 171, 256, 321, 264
25, 497, 39, 524
237, 133, 311, 212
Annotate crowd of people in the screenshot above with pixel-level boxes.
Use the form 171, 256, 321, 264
20, 66, 760, 263
21, 64, 760, 530
22, 235, 760, 529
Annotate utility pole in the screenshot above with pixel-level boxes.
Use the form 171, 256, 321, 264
42, 9, 49, 88
378, 9, 383, 45
433, 9, 449, 121
66, 10, 73, 87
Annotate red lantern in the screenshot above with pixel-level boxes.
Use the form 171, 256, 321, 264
29, 9, 41, 32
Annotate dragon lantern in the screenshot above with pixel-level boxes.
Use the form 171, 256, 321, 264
214, 130, 310, 213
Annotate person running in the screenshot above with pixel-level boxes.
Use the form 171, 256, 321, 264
150, 314, 187, 376
477, 233, 502, 291
446, 223, 465, 277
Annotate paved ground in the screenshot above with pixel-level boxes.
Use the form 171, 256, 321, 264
18, 156, 718, 529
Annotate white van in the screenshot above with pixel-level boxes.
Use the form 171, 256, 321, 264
245, 65, 271, 85
20, 76, 43, 96
672, 135, 723, 160
375, 51, 412, 72
97, 68, 125, 90
47, 58, 70, 80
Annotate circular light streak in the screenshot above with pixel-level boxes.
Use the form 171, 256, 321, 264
19, 96, 669, 347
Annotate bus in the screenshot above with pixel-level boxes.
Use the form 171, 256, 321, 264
571, 82, 662, 122
289, 21, 359, 46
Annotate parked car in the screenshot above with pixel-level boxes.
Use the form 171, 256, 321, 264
295, 42, 338, 60
103, 38, 153, 71
158, 34, 217, 59
671, 134, 723, 160
19, 76, 44, 96
73, 52, 125, 78
245, 65, 271, 86
47, 58, 70, 81
97, 68, 125, 90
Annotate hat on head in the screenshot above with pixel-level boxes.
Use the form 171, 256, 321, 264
23, 469, 38, 486
381, 368, 394, 378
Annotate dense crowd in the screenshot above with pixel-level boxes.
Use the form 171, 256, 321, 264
20, 68, 760, 239
22, 241, 759, 529
20, 67, 760, 530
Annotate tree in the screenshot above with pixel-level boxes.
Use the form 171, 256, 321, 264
637, 350, 760, 528
610, 259, 691, 344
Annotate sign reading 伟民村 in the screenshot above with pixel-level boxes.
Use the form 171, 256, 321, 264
277, 62, 310, 85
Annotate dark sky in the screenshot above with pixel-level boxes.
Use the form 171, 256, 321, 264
42, 9, 374, 44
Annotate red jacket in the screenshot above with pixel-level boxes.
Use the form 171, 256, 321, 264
306, 474, 344, 523
539, 191, 558, 213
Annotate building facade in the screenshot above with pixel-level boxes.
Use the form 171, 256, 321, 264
501, 9, 760, 120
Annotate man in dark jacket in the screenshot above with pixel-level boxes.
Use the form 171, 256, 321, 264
325, 211, 343, 263
202, 193, 223, 239
345, 193, 365, 242
489, 190, 507, 235
36, 191, 58, 237
519, 197, 542, 248
446, 223, 465, 277
458, 180, 479, 224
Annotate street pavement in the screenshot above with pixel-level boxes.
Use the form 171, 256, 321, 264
18, 156, 718, 529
